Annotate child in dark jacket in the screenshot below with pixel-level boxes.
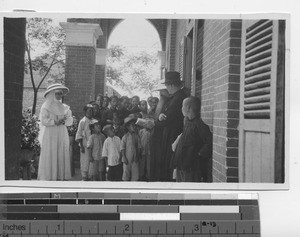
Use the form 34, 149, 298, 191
172, 96, 213, 182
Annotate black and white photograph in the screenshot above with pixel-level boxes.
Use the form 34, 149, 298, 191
2, 13, 287, 186
1, 0, 300, 236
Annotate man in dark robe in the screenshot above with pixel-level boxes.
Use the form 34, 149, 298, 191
149, 88, 169, 181
155, 71, 187, 181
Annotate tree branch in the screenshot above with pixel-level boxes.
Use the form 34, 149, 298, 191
52, 59, 65, 66
25, 40, 36, 91
37, 42, 63, 89
37, 54, 56, 90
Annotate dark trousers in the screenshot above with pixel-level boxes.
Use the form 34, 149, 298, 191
107, 164, 123, 181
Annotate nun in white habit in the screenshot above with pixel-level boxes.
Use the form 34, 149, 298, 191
37, 83, 73, 181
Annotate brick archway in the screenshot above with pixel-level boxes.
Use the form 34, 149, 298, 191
104, 19, 167, 51
63, 18, 167, 117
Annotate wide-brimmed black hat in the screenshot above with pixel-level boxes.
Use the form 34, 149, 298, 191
162, 71, 182, 85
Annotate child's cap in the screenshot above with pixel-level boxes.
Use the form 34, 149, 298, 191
83, 103, 94, 112
102, 124, 113, 133
136, 118, 155, 130
124, 114, 137, 126
148, 96, 159, 104
90, 119, 99, 125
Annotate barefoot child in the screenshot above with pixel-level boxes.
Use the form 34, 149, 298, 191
87, 121, 106, 181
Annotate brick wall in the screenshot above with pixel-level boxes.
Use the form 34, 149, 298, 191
195, 20, 242, 182
4, 18, 26, 180
68, 18, 107, 100
225, 20, 242, 182
165, 18, 242, 182
67, 18, 167, 99
64, 46, 96, 117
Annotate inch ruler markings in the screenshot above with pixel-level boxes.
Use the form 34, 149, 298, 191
0, 193, 260, 236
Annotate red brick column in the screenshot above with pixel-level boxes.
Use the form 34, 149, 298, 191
225, 20, 242, 182
195, 20, 242, 182
60, 22, 102, 117
4, 18, 26, 180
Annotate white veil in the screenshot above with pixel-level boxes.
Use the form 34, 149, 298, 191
38, 90, 67, 146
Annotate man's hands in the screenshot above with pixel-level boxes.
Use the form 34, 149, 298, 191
158, 113, 167, 121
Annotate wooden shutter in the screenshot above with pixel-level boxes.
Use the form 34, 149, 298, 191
243, 20, 274, 119
239, 20, 281, 183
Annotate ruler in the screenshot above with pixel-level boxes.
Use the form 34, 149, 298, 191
0, 193, 260, 236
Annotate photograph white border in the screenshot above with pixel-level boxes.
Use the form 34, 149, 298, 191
0, 10, 290, 190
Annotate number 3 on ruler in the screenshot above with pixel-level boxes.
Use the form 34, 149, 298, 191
194, 224, 199, 231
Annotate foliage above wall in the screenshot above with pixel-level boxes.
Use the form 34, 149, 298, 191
106, 44, 160, 98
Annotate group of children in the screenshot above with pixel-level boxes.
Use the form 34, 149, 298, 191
75, 94, 158, 181
74, 92, 212, 183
